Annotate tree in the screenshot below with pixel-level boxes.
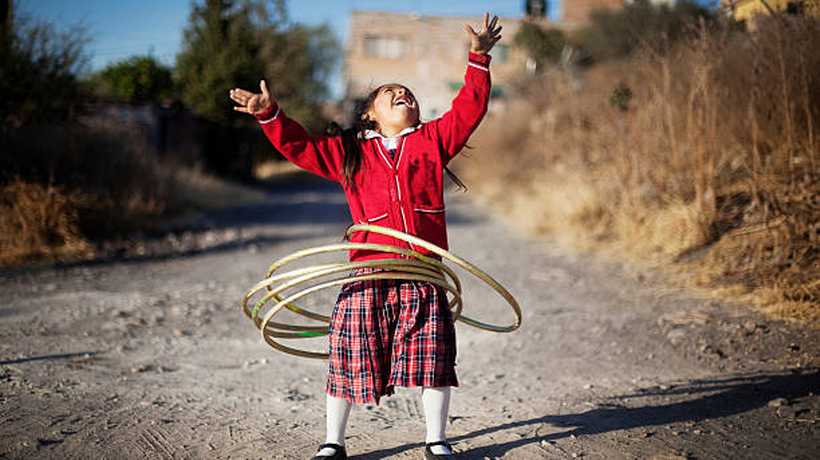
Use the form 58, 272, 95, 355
576, 0, 715, 62
513, 21, 566, 72
175, 0, 337, 126
0, 0, 89, 129
174, 0, 339, 178
175, 0, 263, 123
91, 55, 174, 104
257, 22, 337, 132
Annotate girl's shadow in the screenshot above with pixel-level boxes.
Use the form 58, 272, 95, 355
352, 369, 819, 459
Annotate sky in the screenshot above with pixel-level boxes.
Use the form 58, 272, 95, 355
18, 1, 549, 97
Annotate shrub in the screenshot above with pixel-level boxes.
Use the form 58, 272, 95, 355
513, 21, 567, 71
1, 122, 176, 243
90, 55, 174, 104
575, 0, 716, 62
0, 179, 90, 264
461, 15, 820, 321
0, 11, 89, 129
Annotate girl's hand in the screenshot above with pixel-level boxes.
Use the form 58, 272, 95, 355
464, 13, 502, 55
229, 80, 273, 115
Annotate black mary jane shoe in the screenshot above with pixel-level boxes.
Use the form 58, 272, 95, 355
424, 441, 456, 459
311, 443, 347, 460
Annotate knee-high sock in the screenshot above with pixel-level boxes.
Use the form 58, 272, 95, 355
317, 395, 352, 457
422, 386, 452, 454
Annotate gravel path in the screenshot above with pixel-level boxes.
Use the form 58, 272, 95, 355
1, 173, 818, 459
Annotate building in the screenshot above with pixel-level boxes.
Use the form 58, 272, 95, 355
345, 11, 534, 119
343, 1, 634, 118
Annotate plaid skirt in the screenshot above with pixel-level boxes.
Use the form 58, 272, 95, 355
326, 267, 458, 404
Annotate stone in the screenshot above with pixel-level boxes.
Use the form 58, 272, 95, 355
666, 328, 687, 345
768, 398, 788, 408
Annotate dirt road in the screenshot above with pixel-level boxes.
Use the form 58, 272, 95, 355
1, 173, 818, 459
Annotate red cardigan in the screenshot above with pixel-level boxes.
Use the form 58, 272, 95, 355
254, 52, 492, 262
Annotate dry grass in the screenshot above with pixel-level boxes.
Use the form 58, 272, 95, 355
0, 179, 91, 265
460, 16, 819, 325
0, 120, 268, 266
0, 114, 281, 266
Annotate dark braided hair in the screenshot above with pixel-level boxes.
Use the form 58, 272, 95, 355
326, 84, 467, 191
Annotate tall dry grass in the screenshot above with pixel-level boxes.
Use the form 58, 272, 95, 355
0, 122, 178, 265
461, 16, 819, 323
0, 179, 91, 264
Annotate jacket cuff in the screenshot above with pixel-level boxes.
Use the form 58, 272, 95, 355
467, 51, 491, 71
254, 104, 280, 123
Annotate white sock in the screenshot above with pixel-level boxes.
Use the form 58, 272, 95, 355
317, 395, 352, 457
422, 386, 452, 455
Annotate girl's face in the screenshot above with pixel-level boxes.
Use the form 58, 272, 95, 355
365, 84, 420, 135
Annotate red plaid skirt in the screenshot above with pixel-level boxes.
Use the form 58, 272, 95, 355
325, 267, 458, 404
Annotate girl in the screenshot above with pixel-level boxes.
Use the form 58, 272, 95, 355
230, 13, 502, 459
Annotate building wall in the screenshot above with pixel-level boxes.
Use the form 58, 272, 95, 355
345, 11, 535, 119
345, 2, 651, 118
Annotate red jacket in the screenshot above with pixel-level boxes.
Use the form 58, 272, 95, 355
254, 52, 492, 262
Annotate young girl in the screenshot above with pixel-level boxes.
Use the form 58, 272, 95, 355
230, 13, 502, 459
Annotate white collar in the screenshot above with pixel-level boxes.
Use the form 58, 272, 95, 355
360, 123, 421, 140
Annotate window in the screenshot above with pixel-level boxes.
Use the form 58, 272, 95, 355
363, 35, 407, 59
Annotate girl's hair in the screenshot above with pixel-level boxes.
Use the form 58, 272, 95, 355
326, 84, 467, 191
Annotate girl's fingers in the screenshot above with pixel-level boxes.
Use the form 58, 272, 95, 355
233, 106, 252, 114
229, 91, 246, 105
489, 15, 498, 32
464, 24, 478, 37
231, 88, 255, 101
230, 88, 249, 98
492, 25, 503, 36
483, 12, 489, 31
260, 80, 270, 99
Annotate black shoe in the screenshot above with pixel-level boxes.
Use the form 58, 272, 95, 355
424, 441, 455, 459
311, 443, 347, 460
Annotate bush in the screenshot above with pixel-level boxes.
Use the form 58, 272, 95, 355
461, 16, 820, 321
0, 179, 90, 265
90, 55, 174, 104
575, 0, 716, 62
0, 12, 89, 129
1, 122, 176, 242
513, 21, 567, 72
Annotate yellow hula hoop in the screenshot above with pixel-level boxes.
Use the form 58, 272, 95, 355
241, 224, 521, 359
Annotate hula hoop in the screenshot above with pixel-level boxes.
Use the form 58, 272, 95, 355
241, 224, 521, 359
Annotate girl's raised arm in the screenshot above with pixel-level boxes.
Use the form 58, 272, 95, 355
430, 13, 502, 163
230, 81, 344, 182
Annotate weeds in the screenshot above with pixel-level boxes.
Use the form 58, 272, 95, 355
462, 16, 819, 323
0, 122, 177, 264
0, 179, 90, 264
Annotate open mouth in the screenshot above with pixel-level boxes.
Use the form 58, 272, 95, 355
393, 97, 414, 108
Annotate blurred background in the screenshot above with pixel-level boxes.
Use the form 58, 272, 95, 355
1, 0, 817, 322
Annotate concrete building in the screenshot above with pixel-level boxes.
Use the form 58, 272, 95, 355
343, 1, 631, 118
344, 11, 534, 119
